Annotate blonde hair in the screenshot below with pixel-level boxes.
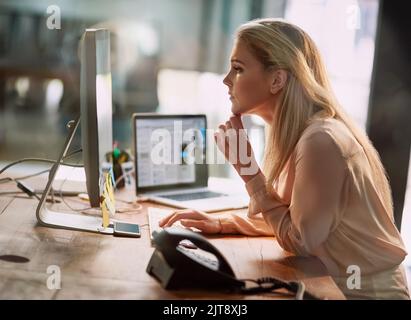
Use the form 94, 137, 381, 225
236, 18, 393, 215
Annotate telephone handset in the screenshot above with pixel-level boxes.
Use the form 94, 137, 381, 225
146, 228, 245, 291
146, 228, 319, 299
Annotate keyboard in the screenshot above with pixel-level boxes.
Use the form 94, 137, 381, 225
159, 190, 227, 201
147, 207, 183, 241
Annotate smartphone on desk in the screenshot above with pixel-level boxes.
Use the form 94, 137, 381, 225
113, 221, 141, 238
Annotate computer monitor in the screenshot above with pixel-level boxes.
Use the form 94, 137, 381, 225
35, 28, 114, 233
80, 28, 113, 207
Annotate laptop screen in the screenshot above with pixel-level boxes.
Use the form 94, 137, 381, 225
133, 114, 208, 193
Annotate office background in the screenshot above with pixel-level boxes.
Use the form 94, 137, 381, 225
0, 0, 410, 284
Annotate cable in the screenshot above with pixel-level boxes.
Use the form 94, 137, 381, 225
0, 190, 78, 197
0, 155, 84, 199
0, 166, 81, 199
111, 168, 143, 213
0, 170, 82, 199
238, 277, 320, 300
16, 181, 41, 201
0, 177, 13, 184
293, 281, 306, 300
0, 168, 51, 185
0, 191, 28, 196
0, 149, 81, 182
14, 169, 51, 181
114, 168, 135, 188
63, 148, 83, 160
57, 158, 94, 212
0, 168, 50, 184
0, 158, 83, 176
0, 155, 141, 215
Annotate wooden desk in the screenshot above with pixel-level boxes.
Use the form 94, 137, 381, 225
0, 175, 345, 300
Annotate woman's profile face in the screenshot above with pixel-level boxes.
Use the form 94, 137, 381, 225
223, 39, 275, 117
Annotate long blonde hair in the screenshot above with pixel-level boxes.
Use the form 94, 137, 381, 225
236, 18, 393, 214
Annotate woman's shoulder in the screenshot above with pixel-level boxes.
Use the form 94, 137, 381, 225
297, 116, 363, 159
302, 116, 348, 138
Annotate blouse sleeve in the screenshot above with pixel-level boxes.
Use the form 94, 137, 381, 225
244, 131, 348, 256
218, 210, 274, 236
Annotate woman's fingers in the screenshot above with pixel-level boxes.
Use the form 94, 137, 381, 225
160, 209, 205, 228
215, 116, 248, 167
158, 209, 188, 226
218, 115, 243, 136
180, 219, 208, 231
158, 209, 187, 226
215, 125, 226, 145
180, 218, 221, 234
229, 114, 244, 130
214, 116, 260, 181
218, 124, 226, 132
214, 129, 229, 156
158, 210, 221, 234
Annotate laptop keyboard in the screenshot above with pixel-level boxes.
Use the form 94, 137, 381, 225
159, 191, 227, 201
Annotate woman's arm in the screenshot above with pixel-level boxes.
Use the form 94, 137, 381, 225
160, 114, 273, 236
218, 211, 274, 236
159, 208, 274, 236
161, 118, 347, 244
246, 130, 348, 255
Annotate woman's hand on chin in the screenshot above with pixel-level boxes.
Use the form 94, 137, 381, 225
214, 114, 261, 183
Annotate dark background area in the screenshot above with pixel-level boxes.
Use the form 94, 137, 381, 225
367, 0, 411, 230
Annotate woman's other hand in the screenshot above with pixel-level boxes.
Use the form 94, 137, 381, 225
214, 115, 261, 182
159, 209, 222, 234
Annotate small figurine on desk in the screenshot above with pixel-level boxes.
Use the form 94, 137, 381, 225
105, 142, 133, 189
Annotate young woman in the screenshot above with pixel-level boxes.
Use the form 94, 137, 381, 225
159, 19, 409, 299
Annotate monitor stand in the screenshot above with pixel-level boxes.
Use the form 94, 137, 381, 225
35, 116, 113, 234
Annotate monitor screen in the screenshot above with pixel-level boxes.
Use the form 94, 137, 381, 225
80, 29, 113, 207
134, 115, 207, 192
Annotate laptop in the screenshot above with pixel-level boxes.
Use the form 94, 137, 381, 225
132, 113, 249, 212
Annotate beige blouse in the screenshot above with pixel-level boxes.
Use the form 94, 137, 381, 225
219, 116, 409, 299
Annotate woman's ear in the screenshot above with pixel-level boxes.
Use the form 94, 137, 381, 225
270, 69, 288, 95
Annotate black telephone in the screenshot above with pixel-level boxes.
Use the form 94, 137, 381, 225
146, 228, 319, 299
146, 228, 245, 291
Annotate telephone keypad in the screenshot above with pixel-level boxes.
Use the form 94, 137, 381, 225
177, 245, 219, 270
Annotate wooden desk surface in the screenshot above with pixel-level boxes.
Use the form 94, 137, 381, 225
0, 175, 345, 300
